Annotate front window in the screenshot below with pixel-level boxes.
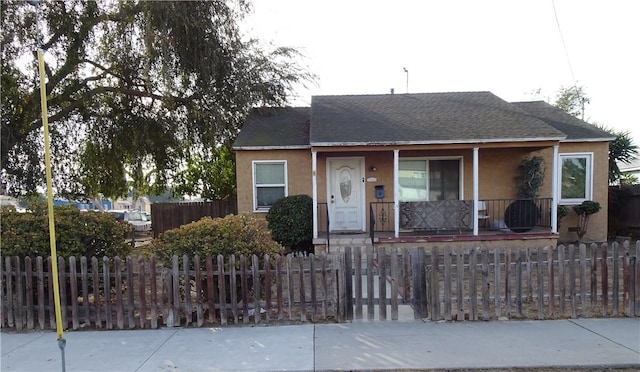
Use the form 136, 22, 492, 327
399, 158, 462, 201
559, 153, 593, 204
253, 161, 287, 211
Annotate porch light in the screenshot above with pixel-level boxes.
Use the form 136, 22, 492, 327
369, 165, 377, 172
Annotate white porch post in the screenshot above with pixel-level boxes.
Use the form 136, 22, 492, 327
473, 147, 479, 236
394, 149, 400, 238
312, 150, 318, 239
551, 145, 559, 234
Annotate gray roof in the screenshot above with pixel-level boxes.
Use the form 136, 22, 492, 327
233, 107, 310, 149
513, 101, 614, 142
310, 92, 565, 146
233, 92, 614, 149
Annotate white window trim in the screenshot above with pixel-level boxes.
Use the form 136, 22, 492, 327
252, 160, 288, 212
558, 152, 593, 205
398, 156, 464, 201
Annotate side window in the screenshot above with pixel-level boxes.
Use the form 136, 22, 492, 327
253, 161, 287, 211
559, 153, 593, 204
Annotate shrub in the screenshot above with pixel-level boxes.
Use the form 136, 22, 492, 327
266, 194, 313, 254
1, 203, 132, 259
149, 214, 284, 267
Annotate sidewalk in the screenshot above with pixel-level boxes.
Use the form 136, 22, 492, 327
2, 318, 639, 371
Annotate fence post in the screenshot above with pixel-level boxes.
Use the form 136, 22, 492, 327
444, 247, 452, 321
344, 246, 353, 321
630, 256, 637, 317
412, 247, 427, 319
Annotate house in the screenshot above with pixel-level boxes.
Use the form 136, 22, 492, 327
619, 157, 640, 181
233, 92, 614, 252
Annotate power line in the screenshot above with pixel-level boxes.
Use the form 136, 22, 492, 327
551, 0, 577, 85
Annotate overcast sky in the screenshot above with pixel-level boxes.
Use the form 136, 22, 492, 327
244, 0, 640, 145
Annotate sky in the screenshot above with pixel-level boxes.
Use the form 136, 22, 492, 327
243, 0, 640, 145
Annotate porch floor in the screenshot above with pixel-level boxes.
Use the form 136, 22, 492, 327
313, 227, 558, 253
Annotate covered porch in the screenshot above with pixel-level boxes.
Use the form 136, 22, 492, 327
311, 143, 561, 252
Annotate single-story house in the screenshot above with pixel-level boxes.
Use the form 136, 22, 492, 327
233, 91, 614, 252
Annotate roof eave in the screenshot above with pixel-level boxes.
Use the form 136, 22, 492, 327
233, 145, 311, 151
310, 136, 567, 147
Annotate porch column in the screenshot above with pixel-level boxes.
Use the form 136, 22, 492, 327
551, 145, 559, 233
473, 147, 479, 236
312, 150, 318, 239
394, 149, 400, 238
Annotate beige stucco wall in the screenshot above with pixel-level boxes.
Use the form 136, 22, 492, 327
236, 140, 610, 242
235, 149, 312, 215
556, 141, 610, 243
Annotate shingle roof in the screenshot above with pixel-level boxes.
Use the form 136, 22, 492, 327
233, 107, 310, 149
233, 92, 615, 149
309, 92, 566, 145
512, 101, 615, 142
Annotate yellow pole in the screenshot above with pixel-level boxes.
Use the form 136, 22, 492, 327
37, 49, 66, 348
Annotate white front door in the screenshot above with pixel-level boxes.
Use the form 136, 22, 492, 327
328, 158, 364, 231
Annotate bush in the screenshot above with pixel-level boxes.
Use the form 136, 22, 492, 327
1, 203, 132, 259
266, 194, 313, 254
149, 214, 284, 267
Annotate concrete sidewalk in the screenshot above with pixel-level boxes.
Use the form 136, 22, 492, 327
1, 318, 639, 371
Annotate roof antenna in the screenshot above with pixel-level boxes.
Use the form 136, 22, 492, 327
403, 67, 409, 94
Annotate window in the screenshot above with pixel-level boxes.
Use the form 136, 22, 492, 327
253, 161, 287, 211
559, 153, 592, 204
399, 158, 461, 201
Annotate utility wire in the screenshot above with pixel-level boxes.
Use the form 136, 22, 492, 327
551, 0, 578, 86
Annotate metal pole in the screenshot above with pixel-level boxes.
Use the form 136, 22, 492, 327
30, 1, 67, 369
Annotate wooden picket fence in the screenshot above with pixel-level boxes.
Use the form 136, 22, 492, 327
1, 253, 337, 331
343, 240, 640, 321
2, 241, 639, 331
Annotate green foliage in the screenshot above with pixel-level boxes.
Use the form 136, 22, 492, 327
557, 205, 569, 227
1, 203, 132, 259
1, 0, 314, 197
266, 195, 313, 253
515, 156, 545, 199
573, 200, 601, 216
572, 200, 601, 241
172, 145, 236, 200
150, 214, 284, 267
606, 129, 638, 185
554, 85, 590, 119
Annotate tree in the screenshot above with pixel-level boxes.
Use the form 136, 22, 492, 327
552, 86, 638, 185
172, 144, 236, 200
553, 85, 590, 120
1, 0, 313, 198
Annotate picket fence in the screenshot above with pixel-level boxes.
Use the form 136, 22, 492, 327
1, 241, 639, 331
1, 253, 337, 331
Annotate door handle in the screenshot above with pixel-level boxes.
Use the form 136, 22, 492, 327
331, 195, 335, 204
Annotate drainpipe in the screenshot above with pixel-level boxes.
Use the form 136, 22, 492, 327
552, 145, 559, 234
312, 150, 318, 239
473, 147, 479, 236
394, 149, 400, 238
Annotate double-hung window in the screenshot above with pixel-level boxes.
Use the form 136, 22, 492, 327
398, 157, 462, 201
253, 160, 287, 211
559, 153, 593, 204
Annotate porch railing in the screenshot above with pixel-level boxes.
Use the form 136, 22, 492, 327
480, 198, 553, 232
370, 202, 395, 233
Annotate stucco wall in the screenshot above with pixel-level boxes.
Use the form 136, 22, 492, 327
235, 149, 311, 215
556, 141, 609, 243
237, 141, 610, 242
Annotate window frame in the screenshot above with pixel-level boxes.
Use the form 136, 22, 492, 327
558, 152, 593, 205
398, 156, 464, 202
252, 160, 288, 212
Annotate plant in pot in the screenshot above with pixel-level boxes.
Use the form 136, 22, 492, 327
506, 156, 545, 232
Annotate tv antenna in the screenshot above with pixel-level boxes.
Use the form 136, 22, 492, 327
403, 67, 409, 94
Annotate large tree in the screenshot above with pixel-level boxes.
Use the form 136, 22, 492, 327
1, 0, 312, 198
552, 85, 638, 185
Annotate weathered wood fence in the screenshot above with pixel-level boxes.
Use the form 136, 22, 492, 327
1, 253, 336, 331
2, 241, 639, 331
343, 241, 640, 321
151, 200, 237, 238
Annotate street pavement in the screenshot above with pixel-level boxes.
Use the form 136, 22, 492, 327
1, 318, 639, 371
